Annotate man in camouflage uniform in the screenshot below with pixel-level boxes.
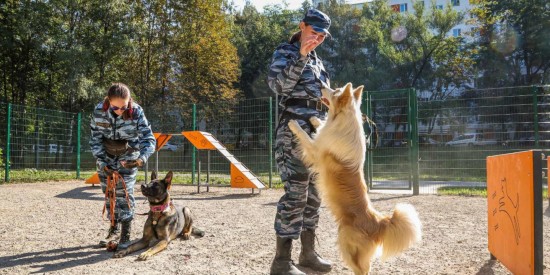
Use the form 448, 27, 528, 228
90, 83, 156, 249
267, 9, 333, 275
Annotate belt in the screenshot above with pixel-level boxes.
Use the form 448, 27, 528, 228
105, 147, 138, 159
285, 98, 328, 112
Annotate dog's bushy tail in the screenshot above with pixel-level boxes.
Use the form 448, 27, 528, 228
380, 203, 422, 260
192, 227, 205, 237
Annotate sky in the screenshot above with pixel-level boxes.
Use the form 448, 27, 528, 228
231, 0, 303, 11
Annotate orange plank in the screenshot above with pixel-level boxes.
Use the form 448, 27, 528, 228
182, 131, 216, 150
487, 151, 538, 275
153, 133, 173, 152
230, 163, 258, 188
85, 172, 100, 184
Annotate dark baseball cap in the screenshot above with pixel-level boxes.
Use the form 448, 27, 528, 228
302, 9, 331, 37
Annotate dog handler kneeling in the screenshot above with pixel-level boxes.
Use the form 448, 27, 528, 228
90, 83, 156, 250
267, 9, 332, 275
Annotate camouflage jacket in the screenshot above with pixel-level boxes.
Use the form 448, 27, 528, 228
89, 102, 156, 169
267, 41, 330, 115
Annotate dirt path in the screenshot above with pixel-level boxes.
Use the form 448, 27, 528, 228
0, 181, 548, 274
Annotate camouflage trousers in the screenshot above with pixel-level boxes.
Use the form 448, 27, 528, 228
274, 112, 324, 239
98, 156, 137, 223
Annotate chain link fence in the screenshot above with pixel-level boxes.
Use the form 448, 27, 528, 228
1, 86, 549, 195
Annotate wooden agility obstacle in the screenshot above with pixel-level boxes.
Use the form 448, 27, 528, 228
182, 130, 265, 193
486, 150, 543, 275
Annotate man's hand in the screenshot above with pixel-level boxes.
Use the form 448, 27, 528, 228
104, 166, 115, 176
121, 159, 143, 169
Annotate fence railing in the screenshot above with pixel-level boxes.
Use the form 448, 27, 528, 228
1, 86, 549, 194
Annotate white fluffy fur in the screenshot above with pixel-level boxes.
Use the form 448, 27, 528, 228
288, 83, 422, 275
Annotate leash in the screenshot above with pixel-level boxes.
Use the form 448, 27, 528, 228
102, 171, 131, 227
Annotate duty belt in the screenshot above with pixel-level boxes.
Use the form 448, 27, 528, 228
285, 98, 328, 112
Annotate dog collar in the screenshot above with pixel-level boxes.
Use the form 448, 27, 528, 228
150, 201, 171, 212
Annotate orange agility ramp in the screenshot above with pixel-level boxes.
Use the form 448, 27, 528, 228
182, 131, 265, 189
85, 172, 100, 186
154, 133, 173, 151
486, 150, 543, 275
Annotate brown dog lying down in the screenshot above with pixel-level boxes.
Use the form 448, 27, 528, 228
114, 171, 204, 260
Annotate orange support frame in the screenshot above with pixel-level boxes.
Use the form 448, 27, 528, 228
486, 150, 543, 275
153, 133, 173, 151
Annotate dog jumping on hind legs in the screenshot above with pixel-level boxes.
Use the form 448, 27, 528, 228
288, 83, 422, 275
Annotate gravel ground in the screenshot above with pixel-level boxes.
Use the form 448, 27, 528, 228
0, 181, 549, 275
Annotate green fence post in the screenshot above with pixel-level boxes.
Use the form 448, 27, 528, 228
76, 112, 81, 179
533, 86, 540, 147
365, 91, 373, 189
192, 104, 196, 185
269, 97, 273, 188
409, 89, 419, 195
5, 103, 11, 182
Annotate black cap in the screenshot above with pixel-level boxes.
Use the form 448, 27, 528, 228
302, 9, 331, 37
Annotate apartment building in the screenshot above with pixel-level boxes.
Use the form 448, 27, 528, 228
312, 0, 475, 39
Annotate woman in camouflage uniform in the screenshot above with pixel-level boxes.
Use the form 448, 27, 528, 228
267, 9, 333, 275
90, 83, 156, 250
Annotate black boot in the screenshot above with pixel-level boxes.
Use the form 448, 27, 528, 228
117, 220, 132, 250
98, 223, 119, 247
270, 236, 305, 275
299, 229, 332, 272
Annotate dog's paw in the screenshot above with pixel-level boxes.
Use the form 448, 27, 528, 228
182, 232, 191, 240
138, 251, 152, 261
288, 120, 301, 134
309, 117, 323, 128
113, 250, 127, 258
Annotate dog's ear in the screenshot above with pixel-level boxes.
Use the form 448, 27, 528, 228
339, 83, 353, 105
151, 170, 157, 181
164, 171, 173, 190
353, 85, 364, 102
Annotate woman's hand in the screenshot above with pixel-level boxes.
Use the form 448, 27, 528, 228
104, 166, 115, 176
120, 159, 143, 169
300, 35, 321, 57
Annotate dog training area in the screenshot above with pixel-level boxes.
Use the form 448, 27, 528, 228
1, 181, 549, 275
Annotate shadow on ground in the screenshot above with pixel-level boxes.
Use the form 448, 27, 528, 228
0, 245, 111, 274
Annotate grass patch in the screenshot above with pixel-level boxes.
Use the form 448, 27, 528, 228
437, 186, 488, 197
0, 169, 285, 189
438, 186, 549, 198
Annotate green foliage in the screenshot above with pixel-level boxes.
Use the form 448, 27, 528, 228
232, 2, 300, 98
356, 0, 474, 91
471, 0, 550, 86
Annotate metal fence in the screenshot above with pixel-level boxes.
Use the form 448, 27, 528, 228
1, 86, 549, 195
366, 85, 550, 194
0, 98, 276, 186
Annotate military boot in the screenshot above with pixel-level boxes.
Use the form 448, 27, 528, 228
117, 220, 132, 250
98, 223, 119, 247
270, 236, 305, 275
299, 229, 332, 272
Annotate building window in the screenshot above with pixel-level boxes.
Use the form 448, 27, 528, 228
391, 4, 400, 12
452, 0, 460, 6
452, 28, 461, 37
400, 3, 408, 12
436, 5, 443, 9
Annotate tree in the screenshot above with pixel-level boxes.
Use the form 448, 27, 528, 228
353, 0, 476, 135
471, 0, 550, 86
232, 1, 301, 98
171, 0, 240, 105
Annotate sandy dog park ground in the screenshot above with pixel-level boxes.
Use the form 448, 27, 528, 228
1, 181, 549, 274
